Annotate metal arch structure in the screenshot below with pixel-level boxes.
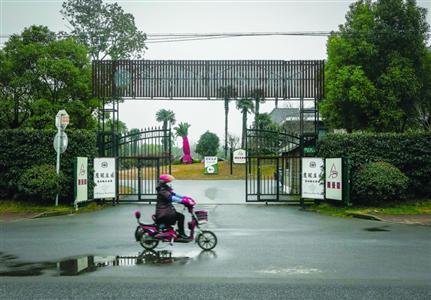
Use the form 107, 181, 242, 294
92, 60, 324, 100
93, 59, 325, 203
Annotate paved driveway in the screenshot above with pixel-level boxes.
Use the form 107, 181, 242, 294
1, 196, 430, 299
120, 180, 246, 204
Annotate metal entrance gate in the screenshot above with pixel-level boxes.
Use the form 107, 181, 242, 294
245, 128, 302, 203
116, 127, 171, 202
246, 156, 301, 202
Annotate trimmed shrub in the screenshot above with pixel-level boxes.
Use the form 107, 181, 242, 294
317, 132, 431, 197
353, 162, 409, 205
195, 131, 220, 157
18, 164, 66, 203
0, 129, 97, 203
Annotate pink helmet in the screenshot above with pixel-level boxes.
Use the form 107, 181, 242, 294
159, 174, 175, 183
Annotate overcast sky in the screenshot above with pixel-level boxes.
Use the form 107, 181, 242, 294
1, 0, 430, 144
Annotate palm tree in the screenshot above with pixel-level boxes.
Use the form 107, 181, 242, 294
218, 85, 238, 159
250, 88, 265, 126
156, 109, 176, 152
174, 122, 193, 164
236, 98, 254, 148
156, 109, 176, 130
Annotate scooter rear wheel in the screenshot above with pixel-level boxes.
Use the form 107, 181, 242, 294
139, 233, 159, 250
196, 230, 217, 251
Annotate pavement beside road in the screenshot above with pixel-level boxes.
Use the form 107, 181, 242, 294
0, 211, 74, 223
2, 181, 430, 226
348, 212, 431, 226
1, 207, 431, 226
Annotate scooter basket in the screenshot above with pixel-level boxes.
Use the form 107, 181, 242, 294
195, 210, 208, 223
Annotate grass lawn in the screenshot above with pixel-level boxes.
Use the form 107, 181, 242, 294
119, 160, 277, 180
306, 200, 431, 217
171, 161, 246, 180
0, 200, 110, 215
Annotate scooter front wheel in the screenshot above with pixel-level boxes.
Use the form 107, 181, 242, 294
196, 230, 217, 251
139, 233, 159, 250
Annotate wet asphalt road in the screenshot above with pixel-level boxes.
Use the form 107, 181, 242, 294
1, 181, 431, 299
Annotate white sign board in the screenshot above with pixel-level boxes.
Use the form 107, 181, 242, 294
301, 157, 324, 199
204, 156, 218, 174
233, 149, 246, 164
94, 158, 116, 199
75, 157, 88, 203
325, 158, 342, 201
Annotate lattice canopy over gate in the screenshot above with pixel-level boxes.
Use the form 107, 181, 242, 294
93, 60, 324, 99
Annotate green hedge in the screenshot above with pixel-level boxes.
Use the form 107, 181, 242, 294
0, 129, 97, 203
317, 132, 431, 199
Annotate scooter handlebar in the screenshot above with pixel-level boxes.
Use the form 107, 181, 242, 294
181, 197, 196, 208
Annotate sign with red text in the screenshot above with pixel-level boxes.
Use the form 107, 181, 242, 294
74, 157, 88, 203
325, 158, 342, 201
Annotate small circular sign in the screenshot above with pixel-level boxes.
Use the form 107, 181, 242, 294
53, 132, 68, 153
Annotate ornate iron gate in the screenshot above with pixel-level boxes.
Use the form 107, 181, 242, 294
245, 128, 302, 203
116, 127, 171, 202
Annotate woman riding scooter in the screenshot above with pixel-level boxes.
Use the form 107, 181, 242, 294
155, 174, 192, 240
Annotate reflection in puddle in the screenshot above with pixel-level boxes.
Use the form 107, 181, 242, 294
0, 250, 217, 277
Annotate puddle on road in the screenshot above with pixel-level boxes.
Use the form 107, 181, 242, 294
0, 250, 217, 277
364, 226, 391, 232
204, 188, 218, 200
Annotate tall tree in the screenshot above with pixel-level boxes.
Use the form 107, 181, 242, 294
174, 122, 193, 164
227, 134, 240, 150
218, 85, 237, 159
61, 0, 147, 60
321, 0, 430, 132
250, 88, 265, 126
236, 98, 254, 148
416, 49, 431, 130
156, 109, 176, 153
0, 25, 96, 129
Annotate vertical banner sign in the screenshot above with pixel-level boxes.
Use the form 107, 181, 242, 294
301, 157, 324, 199
325, 158, 343, 201
94, 158, 116, 199
74, 157, 88, 203
204, 157, 219, 174
233, 149, 246, 164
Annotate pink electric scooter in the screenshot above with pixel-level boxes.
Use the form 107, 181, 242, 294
134, 198, 217, 251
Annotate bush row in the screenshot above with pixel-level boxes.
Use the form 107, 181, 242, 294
317, 132, 431, 202
0, 129, 97, 203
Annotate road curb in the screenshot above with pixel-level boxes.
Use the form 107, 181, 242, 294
34, 211, 74, 218
347, 213, 383, 221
